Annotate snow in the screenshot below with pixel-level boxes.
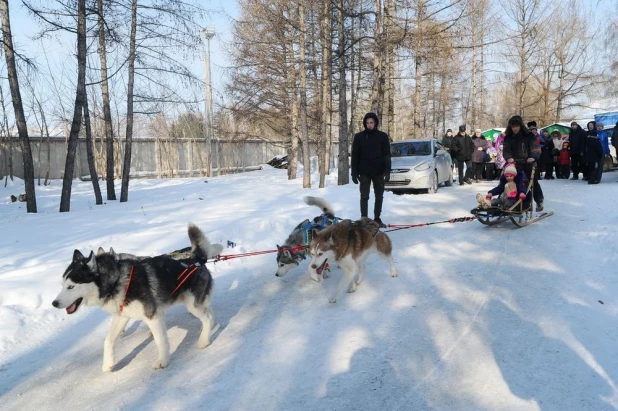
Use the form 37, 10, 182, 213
1, 164, 618, 410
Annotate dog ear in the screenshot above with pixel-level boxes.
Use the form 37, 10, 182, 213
73, 249, 85, 263
86, 251, 97, 271
96, 247, 106, 256
311, 227, 320, 238
108, 247, 117, 258
327, 235, 334, 246
277, 244, 282, 251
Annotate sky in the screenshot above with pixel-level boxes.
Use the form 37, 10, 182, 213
1, 157, 618, 409
7, 0, 239, 102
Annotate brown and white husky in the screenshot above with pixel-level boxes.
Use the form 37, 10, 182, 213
307, 217, 398, 302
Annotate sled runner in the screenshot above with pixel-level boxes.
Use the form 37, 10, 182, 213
471, 205, 553, 227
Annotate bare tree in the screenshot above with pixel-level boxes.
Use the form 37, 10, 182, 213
318, 0, 332, 188
59, 0, 88, 212
0, 0, 37, 212
120, 0, 137, 202
499, 0, 549, 117
97, 0, 116, 200
83, 87, 103, 204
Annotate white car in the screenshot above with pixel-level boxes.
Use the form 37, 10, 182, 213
385, 139, 453, 194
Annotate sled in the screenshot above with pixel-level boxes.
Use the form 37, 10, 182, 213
471, 164, 553, 228
471, 205, 553, 228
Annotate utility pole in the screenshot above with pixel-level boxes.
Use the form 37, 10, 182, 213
202, 26, 215, 177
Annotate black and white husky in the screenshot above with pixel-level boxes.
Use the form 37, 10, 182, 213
52, 224, 223, 372
275, 196, 339, 280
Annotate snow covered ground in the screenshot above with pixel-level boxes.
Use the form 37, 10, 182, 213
1, 164, 617, 410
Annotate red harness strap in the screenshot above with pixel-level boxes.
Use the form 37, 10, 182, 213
119, 266, 135, 313
171, 264, 200, 295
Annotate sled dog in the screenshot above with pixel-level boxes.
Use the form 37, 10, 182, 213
52, 224, 223, 372
307, 217, 398, 303
275, 196, 339, 280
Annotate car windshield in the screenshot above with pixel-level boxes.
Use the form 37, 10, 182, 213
391, 141, 432, 157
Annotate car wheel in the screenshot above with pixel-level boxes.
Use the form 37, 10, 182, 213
427, 171, 439, 194
445, 169, 453, 187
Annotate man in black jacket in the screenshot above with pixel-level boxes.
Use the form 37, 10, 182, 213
568, 122, 587, 180
450, 125, 474, 185
351, 112, 391, 228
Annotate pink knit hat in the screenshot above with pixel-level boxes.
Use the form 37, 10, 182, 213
504, 163, 517, 177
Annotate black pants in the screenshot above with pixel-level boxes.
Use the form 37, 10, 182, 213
544, 162, 555, 179
456, 160, 471, 184
359, 174, 385, 219
559, 165, 570, 179
484, 163, 496, 181
570, 155, 583, 178
587, 161, 603, 184
524, 165, 543, 204
471, 162, 484, 181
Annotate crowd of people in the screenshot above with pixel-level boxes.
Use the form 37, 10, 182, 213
442, 117, 618, 212
349, 111, 617, 225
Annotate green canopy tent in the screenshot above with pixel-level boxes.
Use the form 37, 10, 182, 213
540, 123, 571, 137
481, 128, 505, 142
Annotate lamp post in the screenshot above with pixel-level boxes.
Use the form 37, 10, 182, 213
202, 26, 215, 176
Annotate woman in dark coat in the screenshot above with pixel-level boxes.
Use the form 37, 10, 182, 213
502, 115, 544, 211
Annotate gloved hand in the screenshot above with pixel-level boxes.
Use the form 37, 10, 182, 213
351, 174, 359, 184
383, 173, 390, 182
485, 193, 492, 200
519, 192, 527, 201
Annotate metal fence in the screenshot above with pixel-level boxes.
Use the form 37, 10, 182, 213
0, 137, 340, 180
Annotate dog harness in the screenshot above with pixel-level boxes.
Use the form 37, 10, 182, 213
302, 215, 342, 246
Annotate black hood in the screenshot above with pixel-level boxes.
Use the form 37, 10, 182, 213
363, 112, 380, 130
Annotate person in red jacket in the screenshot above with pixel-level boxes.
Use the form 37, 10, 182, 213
558, 141, 571, 179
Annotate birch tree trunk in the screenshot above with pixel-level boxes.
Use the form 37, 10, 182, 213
0, 0, 37, 212
370, 0, 383, 117
120, 0, 137, 202
59, 0, 88, 212
286, 37, 299, 180
318, 0, 331, 188
97, 0, 116, 200
83, 89, 103, 204
298, 2, 311, 188
385, 0, 395, 139
337, 0, 349, 185
412, 0, 424, 139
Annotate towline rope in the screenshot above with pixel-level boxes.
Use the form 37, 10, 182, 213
204, 217, 475, 263
382, 216, 476, 233
208, 244, 307, 263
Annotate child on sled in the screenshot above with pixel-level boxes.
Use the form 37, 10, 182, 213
476, 163, 529, 209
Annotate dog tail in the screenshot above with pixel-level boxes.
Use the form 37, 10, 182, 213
303, 196, 335, 217
188, 223, 224, 261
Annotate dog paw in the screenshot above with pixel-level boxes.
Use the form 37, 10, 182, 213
197, 340, 211, 349
328, 296, 338, 303
310, 274, 321, 282
347, 284, 357, 293
102, 363, 114, 372
391, 269, 398, 278
152, 359, 168, 369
